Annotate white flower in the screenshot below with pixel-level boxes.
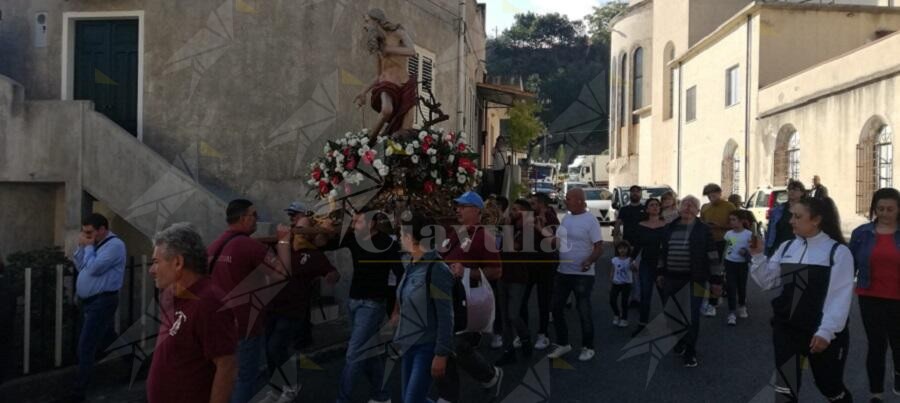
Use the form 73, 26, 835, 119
427, 148, 437, 156
386, 147, 394, 156
405, 146, 414, 155
419, 131, 428, 140
344, 132, 352, 138
349, 138, 359, 146
378, 167, 389, 176
430, 156, 437, 164
361, 128, 369, 134
448, 155, 455, 163
412, 141, 420, 148
458, 167, 466, 173
436, 178, 442, 185
329, 189, 338, 198
336, 166, 344, 174
307, 179, 316, 185
457, 174, 467, 184
374, 159, 385, 169
319, 163, 327, 169
377, 136, 386, 144
323, 144, 331, 153
336, 154, 345, 163
411, 155, 419, 164
358, 148, 366, 156
476, 170, 483, 177
431, 170, 438, 178
431, 133, 439, 140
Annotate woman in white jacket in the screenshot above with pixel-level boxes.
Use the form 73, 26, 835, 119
749, 197, 854, 403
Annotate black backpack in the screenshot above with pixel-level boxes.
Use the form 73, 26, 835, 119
425, 261, 468, 332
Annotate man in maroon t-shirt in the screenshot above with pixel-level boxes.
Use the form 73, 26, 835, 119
435, 191, 504, 401
147, 223, 237, 403
207, 199, 291, 402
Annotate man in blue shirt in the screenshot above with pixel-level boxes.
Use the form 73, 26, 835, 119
69, 213, 126, 402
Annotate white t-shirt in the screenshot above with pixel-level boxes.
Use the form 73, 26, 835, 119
558, 212, 603, 276
611, 257, 634, 284
724, 229, 752, 263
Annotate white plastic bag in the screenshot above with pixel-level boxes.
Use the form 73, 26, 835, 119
462, 268, 495, 333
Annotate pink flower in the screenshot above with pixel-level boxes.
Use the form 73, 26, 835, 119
331, 176, 341, 185
363, 150, 376, 165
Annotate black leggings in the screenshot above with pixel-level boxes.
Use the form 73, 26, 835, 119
522, 269, 555, 335
773, 325, 852, 402
724, 260, 749, 311
609, 283, 632, 320
858, 295, 900, 395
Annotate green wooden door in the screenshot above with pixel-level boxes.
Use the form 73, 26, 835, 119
74, 20, 138, 136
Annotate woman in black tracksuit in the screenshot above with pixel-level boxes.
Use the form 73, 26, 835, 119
749, 197, 854, 403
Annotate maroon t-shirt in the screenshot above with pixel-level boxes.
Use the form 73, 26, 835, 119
208, 230, 275, 337
146, 277, 237, 403
268, 247, 336, 318
442, 225, 502, 275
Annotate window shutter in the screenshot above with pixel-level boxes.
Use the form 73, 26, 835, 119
421, 55, 433, 94
408, 53, 420, 84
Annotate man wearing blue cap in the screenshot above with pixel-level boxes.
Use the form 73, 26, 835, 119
436, 191, 505, 400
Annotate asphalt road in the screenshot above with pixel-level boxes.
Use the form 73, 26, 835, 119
79, 225, 892, 403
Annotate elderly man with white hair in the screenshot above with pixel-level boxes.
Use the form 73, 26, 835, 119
656, 195, 723, 368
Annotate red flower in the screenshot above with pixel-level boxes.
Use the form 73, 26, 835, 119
318, 180, 329, 194
345, 157, 357, 170
459, 157, 476, 174
331, 175, 341, 185
312, 168, 322, 181
457, 143, 466, 152
343, 147, 351, 156
362, 150, 375, 165
424, 180, 435, 194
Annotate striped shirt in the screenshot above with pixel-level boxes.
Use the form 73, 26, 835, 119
666, 222, 694, 273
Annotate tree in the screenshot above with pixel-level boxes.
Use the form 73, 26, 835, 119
507, 100, 544, 154
586, 1, 629, 45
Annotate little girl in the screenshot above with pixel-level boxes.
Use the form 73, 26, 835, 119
723, 210, 754, 326
610, 241, 636, 328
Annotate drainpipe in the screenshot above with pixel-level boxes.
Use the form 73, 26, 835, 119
457, 0, 467, 135
677, 61, 683, 193
744, 14, 752, 200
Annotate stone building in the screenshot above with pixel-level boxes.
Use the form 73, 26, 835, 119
0, 0, 487, 255
610, 0, 900, 231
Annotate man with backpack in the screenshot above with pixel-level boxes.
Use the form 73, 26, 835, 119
435, 191, 505, 401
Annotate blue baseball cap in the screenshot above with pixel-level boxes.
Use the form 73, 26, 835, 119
453, 191, 484, 209
284, 201, 311, 215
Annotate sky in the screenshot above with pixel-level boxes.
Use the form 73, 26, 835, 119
481, 0, 610, 37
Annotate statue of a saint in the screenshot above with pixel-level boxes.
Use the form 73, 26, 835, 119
354, 8, 418, 143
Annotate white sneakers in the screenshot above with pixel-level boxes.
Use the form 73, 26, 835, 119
546, 344, 572, 359
578, 347, 595, 361
513, 336, 522, 349
618, 319, 629, 328
534, 334, 550, 350
491, 334, 504, 349
612, 317, 620, 326
738, 305, 749, 318
727, 313, 737, 326
702, 304, 717, 317
258, 385, 302, 403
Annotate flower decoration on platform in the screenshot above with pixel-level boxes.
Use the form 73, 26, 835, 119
308, 128, 481, 215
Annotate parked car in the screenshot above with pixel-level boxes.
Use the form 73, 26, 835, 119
584, 187, 614, 224
558, 181, 589, 209
531, 181, 559, 204
745, 186, 788, 233
610, 185, 675, 223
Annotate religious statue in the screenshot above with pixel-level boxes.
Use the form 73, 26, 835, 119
354, 8, 418, 143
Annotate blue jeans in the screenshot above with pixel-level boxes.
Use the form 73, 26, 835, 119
337, 299, 390, 403
231, 335, 266, 403
265, 314, 306, 381
74, 292, 119, 397
551, 274, 595, 349
401, 342, 436, 403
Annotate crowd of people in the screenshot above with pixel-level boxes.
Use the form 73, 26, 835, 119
59, 176, 900, 403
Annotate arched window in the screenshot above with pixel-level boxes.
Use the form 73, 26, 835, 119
663, 42, 675, 120
773, 125, 797, 186
633, 47, 644, 113
722, 140, 740, 197
788, 132, 800, 181
858, 119, 894, 214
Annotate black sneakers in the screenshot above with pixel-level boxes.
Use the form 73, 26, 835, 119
683, 355, 699, 368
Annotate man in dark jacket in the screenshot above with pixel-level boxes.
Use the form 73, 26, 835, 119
810, 175, 829, 200
658, 195, 722, 368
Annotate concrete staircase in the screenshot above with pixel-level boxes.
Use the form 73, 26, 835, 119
0, 74, 227, 245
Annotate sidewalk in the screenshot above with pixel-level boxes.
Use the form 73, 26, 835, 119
0, 317, 352, 403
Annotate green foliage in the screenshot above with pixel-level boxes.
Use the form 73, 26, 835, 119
555, 144, 567, 166
487, 9, 614, 126
510, 181, 530, 199
6, 246, 71, 273
586, 1, 629, 45
507, 101, 544, 154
